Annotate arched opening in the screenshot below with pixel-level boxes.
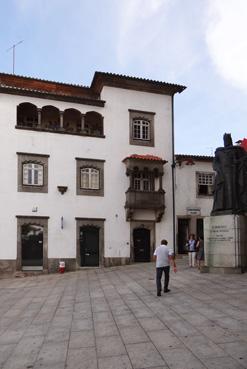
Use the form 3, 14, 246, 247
84, 111, 103, 136
63, 108, 81, 133
17, 103, 38, 128
133, 227, 150, 262
41, 105, 60, 130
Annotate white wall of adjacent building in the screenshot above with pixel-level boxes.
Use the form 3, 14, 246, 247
175, 160, 214, 217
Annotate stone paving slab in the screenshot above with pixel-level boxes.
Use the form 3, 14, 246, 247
0, 260, 247, 369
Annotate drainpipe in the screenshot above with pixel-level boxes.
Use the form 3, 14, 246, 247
171, 94, 176, 256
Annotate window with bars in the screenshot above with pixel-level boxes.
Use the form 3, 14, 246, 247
133, 119, 150, 140
133, 172, 153, 192
197, 172, 214, 196
80, 168, 100, 190
22, 163, 44, 186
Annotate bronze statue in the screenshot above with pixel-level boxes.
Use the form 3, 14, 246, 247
212, 133, 247, 215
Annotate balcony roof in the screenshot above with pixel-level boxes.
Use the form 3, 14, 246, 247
123, 154, 167, 164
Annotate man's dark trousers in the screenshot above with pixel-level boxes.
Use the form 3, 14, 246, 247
156, 266, 170, 293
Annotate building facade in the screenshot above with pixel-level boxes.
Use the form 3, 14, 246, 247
175, 154, 214, 253
0, 72, 185, 274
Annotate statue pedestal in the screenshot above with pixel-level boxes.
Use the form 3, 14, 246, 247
203, 214, 247, 273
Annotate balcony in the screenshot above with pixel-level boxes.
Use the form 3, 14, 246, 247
125, 189, 165, 222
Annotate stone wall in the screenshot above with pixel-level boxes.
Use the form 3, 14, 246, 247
104, 257, 131, 267
0, 260, 16, 276
48, 258, 77, 273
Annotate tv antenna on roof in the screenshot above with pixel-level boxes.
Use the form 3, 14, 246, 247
6, 40, 24, 75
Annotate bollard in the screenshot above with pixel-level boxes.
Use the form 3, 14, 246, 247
59, 261, 65, 273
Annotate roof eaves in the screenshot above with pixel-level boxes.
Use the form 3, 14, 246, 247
0, 84, 105, 107
175, 154, 214, 161
91, 71, 186, 95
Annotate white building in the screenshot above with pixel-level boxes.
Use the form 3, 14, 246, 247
0, 71, 186, 274
175, 154, 214, 253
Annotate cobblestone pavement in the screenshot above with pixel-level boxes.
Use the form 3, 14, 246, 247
0, 259, 247, 369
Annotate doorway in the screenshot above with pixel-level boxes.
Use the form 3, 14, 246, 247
177, 218, 190, 254
21, 224, 43, 270
80, 226, 99, 267
196, 218, 204, 239
133, 228, 151, 262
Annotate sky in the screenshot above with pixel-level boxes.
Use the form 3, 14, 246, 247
0, 0, 247, 155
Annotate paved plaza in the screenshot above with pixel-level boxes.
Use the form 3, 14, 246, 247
0, 259, 247, 369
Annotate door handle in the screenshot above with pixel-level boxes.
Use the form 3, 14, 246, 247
85, 253, 90, 256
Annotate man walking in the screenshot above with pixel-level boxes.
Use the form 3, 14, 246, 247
153, 239, 176, 296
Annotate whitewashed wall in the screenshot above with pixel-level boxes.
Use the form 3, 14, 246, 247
0, 86, 174, 260
175, 160, 214, 217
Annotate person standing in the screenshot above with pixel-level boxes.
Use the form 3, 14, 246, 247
153, 239, 177, 296
196, 236, 204, 270
187, 234, 197, 267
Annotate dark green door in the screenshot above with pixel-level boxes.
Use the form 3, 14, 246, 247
21, 224, 43, 268
80, 226, 99, 266
133, 228, 150, 262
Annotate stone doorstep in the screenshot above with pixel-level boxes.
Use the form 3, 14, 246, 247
15, 270, 48, 278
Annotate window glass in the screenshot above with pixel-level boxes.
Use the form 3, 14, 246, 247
23, 163, 43, 186
133, 119, 150, 140
81, 168, 100, 189
133, 172, 153, 191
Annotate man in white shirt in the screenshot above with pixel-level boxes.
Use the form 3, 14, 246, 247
153, 239, 177, 296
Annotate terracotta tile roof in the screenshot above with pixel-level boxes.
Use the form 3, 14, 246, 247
0, 72, 98, 98
0, 71, 186, 102
123, 154, 167, 163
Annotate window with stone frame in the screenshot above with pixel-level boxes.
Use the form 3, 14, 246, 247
17, 153, 49, 193
196, 172, 214, 197
76, 158, 104, 196
129, 109, 155, 147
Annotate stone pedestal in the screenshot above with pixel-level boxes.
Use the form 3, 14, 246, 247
204, 214, 247, 273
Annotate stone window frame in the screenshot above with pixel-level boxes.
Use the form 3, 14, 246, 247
129, 109, 155, 147
76, 157, 105, 196
17, 152, 49, 193
16, 216, 49, 272
196, 171, 215, 198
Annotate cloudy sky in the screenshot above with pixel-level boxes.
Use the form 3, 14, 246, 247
1, 0, 247, 155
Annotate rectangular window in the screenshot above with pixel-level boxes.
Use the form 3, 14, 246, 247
80, 168, 100, 190
129, 110, 155, 147
23, 163, 43, 186
197, 172, 214, 196
17, 152, 49, 193
133, 172, 153, 192
133, 119, 150, 141
76, 158, 104, 196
